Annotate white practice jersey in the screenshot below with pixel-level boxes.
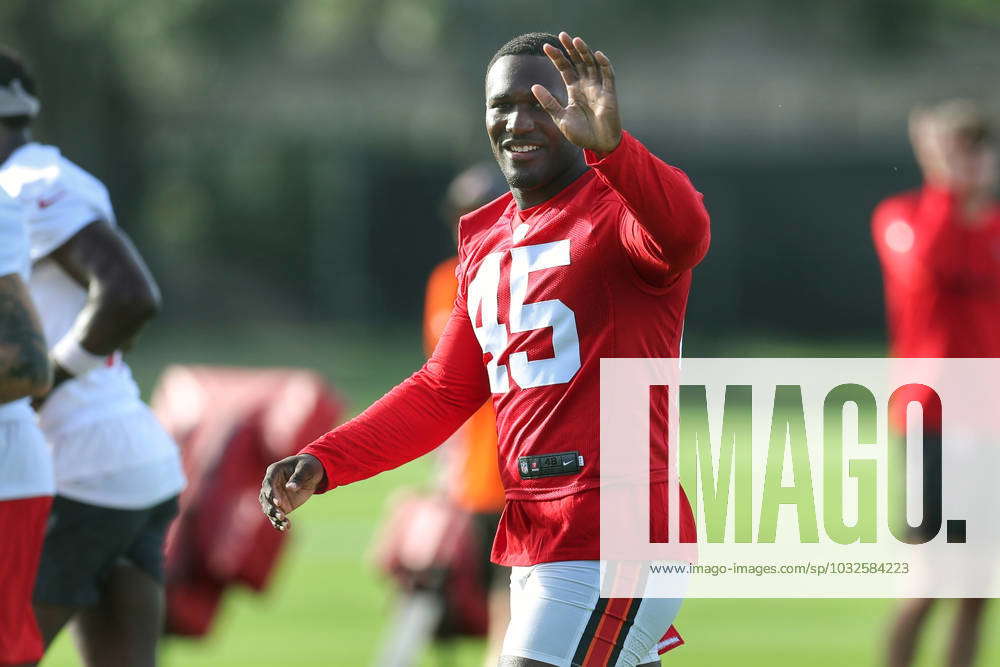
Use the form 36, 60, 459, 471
0, 185, 28, 278
0, 186, 54, 500
0, 187, 32, 423
0, 143, 184, 507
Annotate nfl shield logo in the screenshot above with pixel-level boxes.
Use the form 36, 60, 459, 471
519, 460, 529, 475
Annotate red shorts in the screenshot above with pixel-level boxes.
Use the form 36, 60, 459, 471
0, 495, 52, 666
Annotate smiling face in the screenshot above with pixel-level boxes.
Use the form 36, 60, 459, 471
485, 54, 585, 208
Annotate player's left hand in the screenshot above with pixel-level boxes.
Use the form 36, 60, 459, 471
532, 32, 622, 156
259, 453, 325, 531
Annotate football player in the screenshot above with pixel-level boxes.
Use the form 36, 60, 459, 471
263, 32, 709, 666
0, 47, 185, 667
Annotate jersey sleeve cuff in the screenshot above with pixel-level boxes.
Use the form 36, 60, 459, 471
583, 130, 635, 169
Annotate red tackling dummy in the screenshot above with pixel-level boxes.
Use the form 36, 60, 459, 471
152, 366, 343, 636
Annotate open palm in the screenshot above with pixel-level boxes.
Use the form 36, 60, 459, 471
532, 32, 622, 155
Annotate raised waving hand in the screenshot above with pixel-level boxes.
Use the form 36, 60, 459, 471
531, 32, 623, 155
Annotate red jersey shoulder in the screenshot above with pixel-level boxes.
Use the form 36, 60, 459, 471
872, 190, 920, 230
573, 175, 623, 219
872, 189, 920, 249
457, 192, 514, 260
534, 171, 623, 232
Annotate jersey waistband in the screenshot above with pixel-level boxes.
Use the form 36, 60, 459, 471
503, 467, 670, 501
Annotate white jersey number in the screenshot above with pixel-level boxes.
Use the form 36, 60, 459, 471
466, 241, 581, 392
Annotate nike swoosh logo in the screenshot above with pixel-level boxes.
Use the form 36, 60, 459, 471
38, 191, 67, 209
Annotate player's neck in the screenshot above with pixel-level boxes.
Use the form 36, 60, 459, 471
0, 130, 28, 165
511, 160, 589, 210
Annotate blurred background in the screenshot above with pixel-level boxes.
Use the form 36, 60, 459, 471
4, 0, 1000, 665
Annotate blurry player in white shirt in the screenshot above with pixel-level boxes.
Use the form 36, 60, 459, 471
0, 47, 184, 666
0, 173, 53, 667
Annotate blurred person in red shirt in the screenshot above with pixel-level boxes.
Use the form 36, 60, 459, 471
873, 100, 999, 667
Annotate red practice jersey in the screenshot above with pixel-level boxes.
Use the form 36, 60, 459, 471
873, 186, 1000, 430
303, 131, 710, 566
873, 186, 1000, 359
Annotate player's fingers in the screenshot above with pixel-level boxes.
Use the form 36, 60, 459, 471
542, 42, 578, 86
268, 514, 289, 531
286, 458, 313, 492
266, 496, 289, 531
573, 36, 598, 77
562, 34, 594, 82
259, 477, 288, 531
267, 463, 294, 510
258, 487, 270, 518
271, 485, 290, 514
595, 51, 616, 94
558, 32, 582, 68
260, 467, 278, 508
531, 84, 565, 121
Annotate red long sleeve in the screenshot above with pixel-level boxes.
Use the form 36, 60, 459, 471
299, 133, 710, 496
903, 186, 967, 281
872, 185, 1000, 360
300, 297, 490, 491
872, 186, 970, 290
585, 131, 711, 285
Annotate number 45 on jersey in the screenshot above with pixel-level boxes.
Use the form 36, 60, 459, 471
467, 240, 581, 393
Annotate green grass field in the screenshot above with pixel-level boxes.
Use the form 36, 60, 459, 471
41, 323, 1000, 666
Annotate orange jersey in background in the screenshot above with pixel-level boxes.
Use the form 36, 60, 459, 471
424, 257, 505, 513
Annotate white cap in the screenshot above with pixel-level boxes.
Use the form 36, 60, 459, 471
0, 78, 39, 118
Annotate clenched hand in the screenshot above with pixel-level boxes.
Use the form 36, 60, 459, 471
259, 453, 325, 531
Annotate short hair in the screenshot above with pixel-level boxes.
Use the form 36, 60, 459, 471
921, 99, 993, 147
487, 32, 571, 75
0, 46, 37, 130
